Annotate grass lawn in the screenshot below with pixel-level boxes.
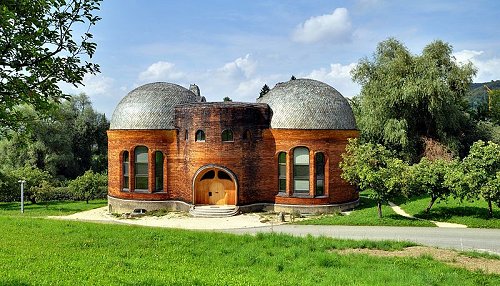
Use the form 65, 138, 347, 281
397, 196, 500, 229
0, 217, 498, 285
0, 199, 107, 217
298, 193, 435, 227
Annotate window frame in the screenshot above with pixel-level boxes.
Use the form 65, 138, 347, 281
154, 151, 164, 192
134, 146, 149, 191
315, 152, 325, 196
221, 129, 234, 142
278, 152, 286, 193
293, 147, 310, 195
195, 130, 206, 142
122, 151, 129, 191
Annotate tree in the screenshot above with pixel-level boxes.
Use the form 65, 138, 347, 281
258, 84, 270, 98
351, 38, 476, 162
290, 75, 296, 80
68, 170, 107, 203
0, 93, 109, 179
0, 0, 101, 132
450, 140, 500, 218
223, 96, 232, 102
407, 158, 456, 213
340, 138, 407, 218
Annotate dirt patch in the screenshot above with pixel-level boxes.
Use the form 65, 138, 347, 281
334, 246, 500, 274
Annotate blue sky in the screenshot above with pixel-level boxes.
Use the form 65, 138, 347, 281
61, 0, 500, 117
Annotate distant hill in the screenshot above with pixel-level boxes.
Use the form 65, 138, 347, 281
468, 80, 500, 108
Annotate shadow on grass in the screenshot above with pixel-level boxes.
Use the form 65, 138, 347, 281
414, 206, 500, 221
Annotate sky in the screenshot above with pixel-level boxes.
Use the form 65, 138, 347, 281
60, 0, 500, 117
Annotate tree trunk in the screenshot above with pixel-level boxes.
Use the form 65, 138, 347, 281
488, 198, 493, 218
425, 196, 437, 213
377, 202, 383, 218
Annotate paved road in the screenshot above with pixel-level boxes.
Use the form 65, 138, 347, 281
223, 225, 500, 254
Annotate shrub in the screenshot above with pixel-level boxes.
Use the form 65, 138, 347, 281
0, 166, 52, 202
32, 182, 72, 204
68, 170, 107, 203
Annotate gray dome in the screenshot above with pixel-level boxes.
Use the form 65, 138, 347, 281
257, 78, 356, 129
110, 82, 199, 130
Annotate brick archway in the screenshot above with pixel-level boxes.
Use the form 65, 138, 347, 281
192, 165, 238, 206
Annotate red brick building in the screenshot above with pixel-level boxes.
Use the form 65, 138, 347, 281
107, 79, 359, 214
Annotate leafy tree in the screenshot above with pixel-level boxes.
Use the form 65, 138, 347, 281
1, 166, 53, 203
290, 75, 296, 80
340, 138, 408, 218
407, 158, 456, 213
68, 170, 107, 203
223, 96, 232, 102
258, 84, 270, 98
351, 38, 476, 161
0, 0, 101, 132
0, 94, 109, 179
448, 140, 500, 218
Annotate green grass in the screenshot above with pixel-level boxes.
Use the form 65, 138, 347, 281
0, 199, 107, 217
0, 217, 497, 285
298, 194, 435, 227
397, 196, 500, 228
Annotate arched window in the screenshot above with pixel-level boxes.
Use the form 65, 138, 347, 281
218, 170, 232, 181
315, 153, 325, 196
195, 130, 205, 142
221, 129, 233, 142
122, 151, 129, 190
185, 129, 189, 141
200, 170, 215, 180
293, 147, 309, 194
134, 146, 148, 190
278, 152, 286, 193
154, 151, 163, 192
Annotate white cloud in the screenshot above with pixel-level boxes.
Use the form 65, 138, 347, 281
138, 61, 185, 82
292, 8, 352, 43
304, 62, 360, 97
217, 54, 256, 78
453, 50, 500, 82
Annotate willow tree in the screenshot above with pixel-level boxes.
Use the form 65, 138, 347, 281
351, 38, 476, 162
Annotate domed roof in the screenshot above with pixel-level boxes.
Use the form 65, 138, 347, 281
257, 78, 356, 129
110, 82, 200, 130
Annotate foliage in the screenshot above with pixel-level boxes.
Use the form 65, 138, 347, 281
1, 217, 496, 285
290, 75, 296, 80
406, 158, 456, 213
0, 165, 53, 202
223, 96, 232, 102
0, 93, 109, 179
258, 84, 270, 98
351, 38, 477, 161
340, 138, 408, 218
468, 80, 500, 123
32, 182, 72, 204
447, 140, 500, 218
0, 0, 101, 132
68, 170, 107, 203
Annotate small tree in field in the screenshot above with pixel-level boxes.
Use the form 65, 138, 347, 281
452, 141, 500, 217
68, 170, 107, 203
407, 158, 456, 213
340, 138, 407, 218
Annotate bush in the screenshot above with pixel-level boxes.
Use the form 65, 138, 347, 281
32, 181, 73, 204
0, 166, 52, 202
68, 170, 107, 203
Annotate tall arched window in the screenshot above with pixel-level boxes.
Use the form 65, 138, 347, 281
293, 147, 309, 194
122, 151, 129, 190
315, 152, 325, 196
134, 146, 149, 190
154, 151, 163, 192
243, 129, 252, 140
221, 129, 233, 142
195, 130, 205, 142
278, 152, 286, 193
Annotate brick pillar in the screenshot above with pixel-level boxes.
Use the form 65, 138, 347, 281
310, 150, 316, 197
286, 148, 293, 196
148, 150, 155, 193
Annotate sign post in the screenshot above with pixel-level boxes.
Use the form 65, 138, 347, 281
18, 180, 26, 213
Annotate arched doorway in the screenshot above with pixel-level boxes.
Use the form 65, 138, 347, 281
193, 165, 237, 205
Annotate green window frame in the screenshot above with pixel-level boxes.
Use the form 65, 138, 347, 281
221, 129, 233, 142
315, 152, 325, 196
123, 151, 129, 190
278, 152, 286, 192
154, 151, 163, 192
293, 147, 309, 194
134, 146, 148, 190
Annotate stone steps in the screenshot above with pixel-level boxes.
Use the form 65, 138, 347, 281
189, 205, 239, 218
